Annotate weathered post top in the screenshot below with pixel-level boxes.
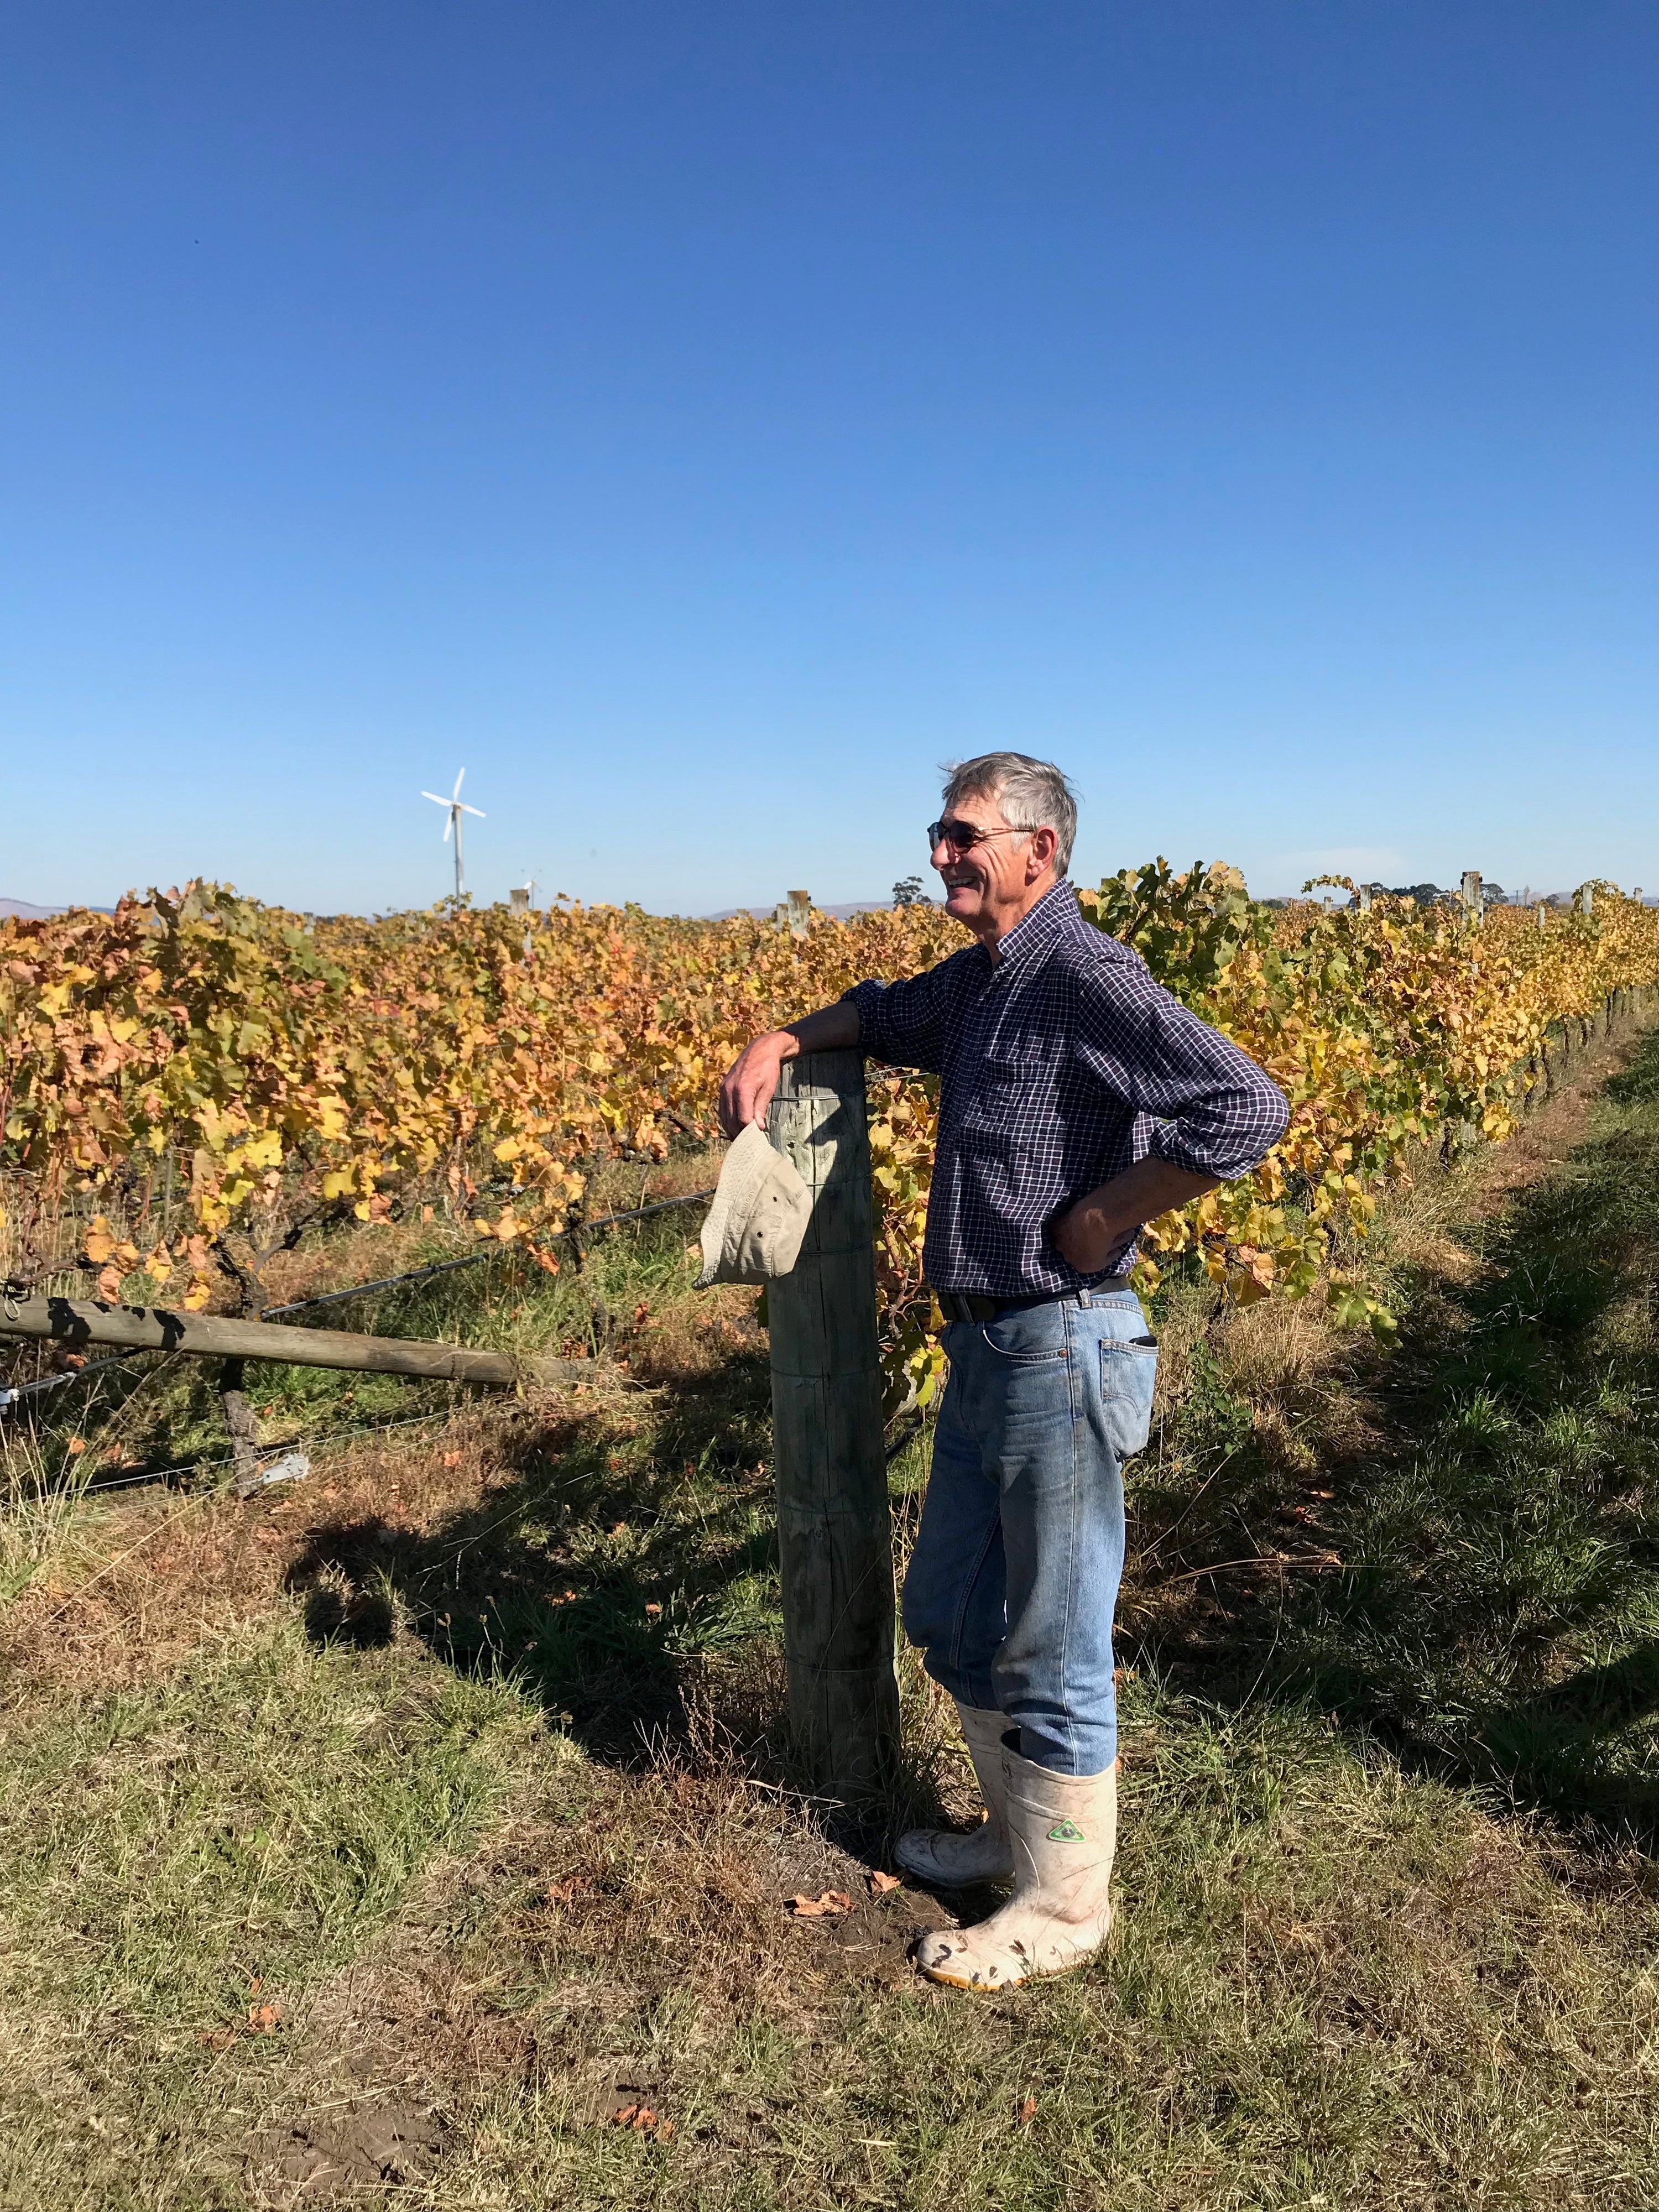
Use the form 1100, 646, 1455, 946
1462, 870, 1482, 925
764, 1051, 899, 1803
787, 889, 811, 941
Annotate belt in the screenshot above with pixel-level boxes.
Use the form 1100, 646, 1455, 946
936, 1279, 1132, 1325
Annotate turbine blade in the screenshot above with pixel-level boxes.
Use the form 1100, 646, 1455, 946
420, 792, 447, 805
443, 818, 453, 840
458, 803, 485, 817
453, 769, 466, 798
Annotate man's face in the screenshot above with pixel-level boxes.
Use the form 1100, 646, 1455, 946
930, 788, 1045, 937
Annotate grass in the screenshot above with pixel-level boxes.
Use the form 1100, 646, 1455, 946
1125, 1018, 1659, 1849
3, 1023, 1659, 2205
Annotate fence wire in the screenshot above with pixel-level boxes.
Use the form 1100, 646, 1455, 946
0, 1186, 715, 1414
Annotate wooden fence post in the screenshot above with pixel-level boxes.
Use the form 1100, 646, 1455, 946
1462, 870, 1482, 925
765, 1051, 900, 1803
787, 889, 812, 941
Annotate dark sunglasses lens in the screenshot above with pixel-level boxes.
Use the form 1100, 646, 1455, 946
928, 819, 977, 850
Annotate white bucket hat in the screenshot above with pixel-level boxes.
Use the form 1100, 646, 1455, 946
694, 1122, 813, 1287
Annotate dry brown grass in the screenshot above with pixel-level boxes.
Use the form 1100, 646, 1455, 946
0, 1402, 530, 1698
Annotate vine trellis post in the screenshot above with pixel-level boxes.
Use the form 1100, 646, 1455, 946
764, 1052, 900, 1805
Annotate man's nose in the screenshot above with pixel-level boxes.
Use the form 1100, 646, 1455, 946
929, 833, 954, 869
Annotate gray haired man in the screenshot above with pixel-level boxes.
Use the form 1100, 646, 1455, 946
719, 754, 1287, 1989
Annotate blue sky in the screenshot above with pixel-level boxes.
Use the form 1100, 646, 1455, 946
3, 3, 1655, 915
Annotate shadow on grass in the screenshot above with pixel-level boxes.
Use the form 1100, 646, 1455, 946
1138, 1023, 1659, 1846
283, 1343, 790, 1769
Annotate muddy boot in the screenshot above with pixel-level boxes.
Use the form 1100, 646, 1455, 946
895, 1702, 1015, 1886
914, 1740, 1116, 1991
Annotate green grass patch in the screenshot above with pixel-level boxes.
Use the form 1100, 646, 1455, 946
0, 1617, 535, 2207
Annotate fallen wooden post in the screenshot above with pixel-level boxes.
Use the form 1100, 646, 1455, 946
765, 1051, 900, 1804
0, 1295, 600, 1390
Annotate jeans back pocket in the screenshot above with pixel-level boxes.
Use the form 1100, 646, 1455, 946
1099, 1334, 1159, 1459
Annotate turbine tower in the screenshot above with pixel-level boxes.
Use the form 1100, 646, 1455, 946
421, 769, 485, 900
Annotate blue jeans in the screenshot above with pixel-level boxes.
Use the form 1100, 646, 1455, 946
901, 1289, 1157, 1777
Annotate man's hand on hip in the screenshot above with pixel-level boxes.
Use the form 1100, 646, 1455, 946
1052, 1156, 1221, 1275
716, 1001, 863, 1137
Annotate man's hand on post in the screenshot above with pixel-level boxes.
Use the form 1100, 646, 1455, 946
718, 1030, 794, 1138
717, 1002, 864, 1138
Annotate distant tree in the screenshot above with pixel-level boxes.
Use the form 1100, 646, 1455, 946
892, 877, 930, 906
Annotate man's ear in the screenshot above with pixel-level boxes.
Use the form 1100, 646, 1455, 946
1026, 825, 1058, 880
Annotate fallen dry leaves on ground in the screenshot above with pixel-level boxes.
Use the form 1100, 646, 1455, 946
786, 1890, 852, 1918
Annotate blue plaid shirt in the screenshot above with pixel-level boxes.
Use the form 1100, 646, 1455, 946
847, 883, 1288, 1296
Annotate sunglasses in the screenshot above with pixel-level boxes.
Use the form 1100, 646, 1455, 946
927, 817, 1032, 852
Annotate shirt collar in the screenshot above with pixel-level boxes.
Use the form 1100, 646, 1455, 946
986, 880, 1079, 972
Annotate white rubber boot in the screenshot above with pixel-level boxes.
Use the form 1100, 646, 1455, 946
895, 1702, 1015, 1886
914, 1740, 1117, 1991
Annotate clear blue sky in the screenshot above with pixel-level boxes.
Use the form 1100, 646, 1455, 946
4, 3, 1655, 915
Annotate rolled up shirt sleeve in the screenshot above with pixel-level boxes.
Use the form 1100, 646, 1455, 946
844, 957, 961, 1074
1072, 960, 1289, 1180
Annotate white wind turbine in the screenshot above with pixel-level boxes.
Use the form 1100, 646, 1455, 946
421, 769, 485, 900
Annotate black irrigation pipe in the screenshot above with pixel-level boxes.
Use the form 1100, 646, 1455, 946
885, 1415, 930, 1463
0, 1186, 716, 1415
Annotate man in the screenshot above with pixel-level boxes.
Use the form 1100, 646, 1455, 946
718, 753, 1287, 1991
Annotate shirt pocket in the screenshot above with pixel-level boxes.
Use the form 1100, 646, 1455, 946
1099, 1333, 1159, 1459
957, 1053, 1058, 1137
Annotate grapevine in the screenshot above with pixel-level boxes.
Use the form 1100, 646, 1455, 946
3, 874, 1654, 1403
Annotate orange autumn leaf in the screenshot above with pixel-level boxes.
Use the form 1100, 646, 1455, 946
608, 2103, 673, 2138
787, 1890, 852, 1918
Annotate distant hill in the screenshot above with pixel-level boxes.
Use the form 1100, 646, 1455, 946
1, 898, 114, 920
704, 899, 906, 921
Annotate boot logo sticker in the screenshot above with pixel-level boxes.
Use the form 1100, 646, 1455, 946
1046, 1819, 1086, 1843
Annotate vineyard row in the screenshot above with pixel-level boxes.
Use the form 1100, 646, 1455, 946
4, 869, 1657, 1402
